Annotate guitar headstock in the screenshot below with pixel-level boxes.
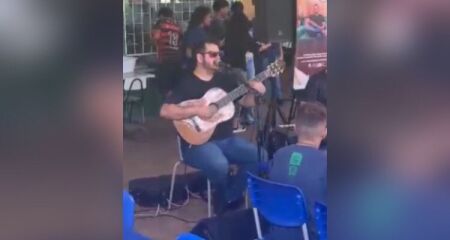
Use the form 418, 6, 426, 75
267, 59, 286, 77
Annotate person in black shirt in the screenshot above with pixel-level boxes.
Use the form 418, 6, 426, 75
160, 38, 266, 214
224, 2, 267, 70
209, 0, 229, 45
224, 2, 270, 126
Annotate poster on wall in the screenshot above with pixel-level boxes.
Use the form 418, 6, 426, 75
293, 0, 327, 89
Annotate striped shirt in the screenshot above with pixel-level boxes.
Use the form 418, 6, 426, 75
152, 18, 182, 63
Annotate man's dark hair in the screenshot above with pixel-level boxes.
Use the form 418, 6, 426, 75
295, 102, 327, 138
192, 37, 220, 56
157, 7, 173, 18
213, 0, 229, 12
230, 1, 244, 14
188, 6, 211, 29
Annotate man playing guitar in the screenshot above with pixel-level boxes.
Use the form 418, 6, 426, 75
160, 38, 266, 214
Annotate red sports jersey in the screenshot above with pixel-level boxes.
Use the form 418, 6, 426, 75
152, 19, 182, 63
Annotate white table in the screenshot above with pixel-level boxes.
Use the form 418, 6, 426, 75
123, 68, 156, 90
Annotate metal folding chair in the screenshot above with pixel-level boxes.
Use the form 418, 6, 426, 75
124, 78, 145, 123
168, 136, 212, 217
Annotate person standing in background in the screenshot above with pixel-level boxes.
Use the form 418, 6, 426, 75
258, 42, 284, 103
224, 2, 262, 71
209, 0, 230, 47
151, 7, 182, 97
225, 2, 270, 126
182, 6, 213, 71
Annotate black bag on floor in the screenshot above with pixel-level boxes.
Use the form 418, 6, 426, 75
128, 172, 207, 208
191, 208, 269, 240
267, 128, 297, 159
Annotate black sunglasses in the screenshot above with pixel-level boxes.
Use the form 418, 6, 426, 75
201, 51, 220, 58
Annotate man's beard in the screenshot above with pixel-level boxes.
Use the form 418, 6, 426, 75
206, 61, 219, 71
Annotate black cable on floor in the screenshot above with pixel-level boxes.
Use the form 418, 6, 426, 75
136, 212, 199, 224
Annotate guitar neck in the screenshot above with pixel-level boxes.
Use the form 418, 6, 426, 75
215, 69, 271, 109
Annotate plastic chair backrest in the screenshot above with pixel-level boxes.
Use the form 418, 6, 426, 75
315, 202, 327, 240
247, 172, 308, 227
176, 233, 205, 240
123, 190, 136, 234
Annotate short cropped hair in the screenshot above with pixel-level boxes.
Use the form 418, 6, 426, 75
295, 102, 327, 139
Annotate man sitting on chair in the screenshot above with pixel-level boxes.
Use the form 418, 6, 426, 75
160, 38, 266, 214
268, 102, 327, 240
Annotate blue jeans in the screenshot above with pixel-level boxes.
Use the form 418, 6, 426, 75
181, 136, 263, 203
257, 46, 282, 100
262, 57, 283, 100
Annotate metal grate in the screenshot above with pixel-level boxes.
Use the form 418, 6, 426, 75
123, 0, 217, 56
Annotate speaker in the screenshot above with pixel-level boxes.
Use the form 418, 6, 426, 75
253, 0, 295, 42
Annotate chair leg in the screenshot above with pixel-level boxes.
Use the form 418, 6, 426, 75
287, 97, 298, 123
253, 208, 263, 240
124, 104, 130, 123
207, 179, 212, 217
302, 223, 309, 240
140, 105, 145, 124
129, 103, 134, 123
245, 190, 249, 208
168, 161, 181, 210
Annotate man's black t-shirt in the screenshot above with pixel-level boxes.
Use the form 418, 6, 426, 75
310, 14, 325, 27
165, 71, 238, 145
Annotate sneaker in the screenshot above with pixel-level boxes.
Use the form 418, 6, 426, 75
240, 113, 255, 126
213, 195, 246, 216
217, 196, 246, 216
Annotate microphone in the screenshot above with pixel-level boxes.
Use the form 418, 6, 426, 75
218, 61, 232, 71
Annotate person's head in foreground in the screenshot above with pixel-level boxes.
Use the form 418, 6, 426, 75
295, 101, 327, 148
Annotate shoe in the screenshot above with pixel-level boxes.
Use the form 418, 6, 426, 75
240, 113, 255, 126
276, 98, 284, 106
218, 196, 246, 216
233, 126, 247, 133
225, 196, 245, 212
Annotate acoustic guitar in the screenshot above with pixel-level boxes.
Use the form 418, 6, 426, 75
173, 59, 285, 145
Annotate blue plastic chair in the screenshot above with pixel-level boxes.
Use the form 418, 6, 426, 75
314, 202, 327, 240
247, 172, 310, 240
176, 233, 205, 240
123, 191, 151, 240
123, 191, 135, 237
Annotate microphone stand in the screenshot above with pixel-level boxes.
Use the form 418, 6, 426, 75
224, 63, 268, 176
254, 94, 268, 177
235, 74, 267, 176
